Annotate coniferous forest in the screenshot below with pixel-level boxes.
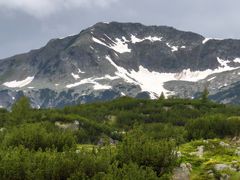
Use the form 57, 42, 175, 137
1, 94, 240, 179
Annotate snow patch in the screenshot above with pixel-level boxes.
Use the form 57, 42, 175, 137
166, 43, 178, 52
71, 73, 80, 80
93, 84, 111, 90
130, 35, 162, 44
121, 92, 126, 96
66, 75, 117, 89
3, 76, 34, 88
78, 68, 85, 74
174, 58, 238, 81
233, 58, 240, 63
129, 66, 177, 98
92, 36, 131, 53
202, 38, 221, 44
111, 38, 131, 53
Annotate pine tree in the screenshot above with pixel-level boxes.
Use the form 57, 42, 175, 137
201, 87, 209, 103
11, 96, 31, 124
159, 92, 165, 100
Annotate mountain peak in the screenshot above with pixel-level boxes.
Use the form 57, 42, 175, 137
1, 22, 240, 108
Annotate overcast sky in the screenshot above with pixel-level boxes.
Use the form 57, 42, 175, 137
0, 0, 240, 59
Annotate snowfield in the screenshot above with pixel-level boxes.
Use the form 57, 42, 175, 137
105, 56, 240, 98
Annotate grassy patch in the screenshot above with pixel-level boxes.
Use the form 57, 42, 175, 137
179, 139, 240, 179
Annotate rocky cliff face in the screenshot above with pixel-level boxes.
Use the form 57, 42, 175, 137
1, 22, 240, 108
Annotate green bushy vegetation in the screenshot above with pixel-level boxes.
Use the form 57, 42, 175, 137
0, 94, 240, 179
186, 114, 240, 140
116, 127, 177, 176
1, 123, 76, 151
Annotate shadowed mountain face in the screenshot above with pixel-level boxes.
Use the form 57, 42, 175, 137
1, 22, 240, 108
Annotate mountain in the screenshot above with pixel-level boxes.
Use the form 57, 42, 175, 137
1, 22, 240, 108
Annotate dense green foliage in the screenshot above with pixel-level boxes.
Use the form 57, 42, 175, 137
0, 147, 112, 180
2, 123, 76, 151
186, 114, 240, 139
0, 95, 240, 179
117, 127, 177, 176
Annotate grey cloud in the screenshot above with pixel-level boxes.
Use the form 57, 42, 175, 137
0, 0, 118, 18
1, 0, 240, 59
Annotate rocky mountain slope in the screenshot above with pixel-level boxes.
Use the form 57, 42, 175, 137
1, 22, 240, 108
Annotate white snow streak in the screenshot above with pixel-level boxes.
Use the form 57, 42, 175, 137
58, 34, 75, 40
71, 73, 80, 80
121, 92, 126, 96
207, 77, 216, 81
130, 35, 162, 44
66, 75, 118, 89
92, 36, 131, 53
105, 56, 136, 83
92, 37, 108, 46
202, 38, 212, 44
3, 76, 34, 88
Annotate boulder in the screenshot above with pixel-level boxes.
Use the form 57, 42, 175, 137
220, 174, 230, 180
172, 163, 192, 180
235, 150, 240, 156
190, 145, 204, 158
219, 141, 230, 148
207, 170, 214, 177
215, 164, 229, 171
214, 164, 236, 172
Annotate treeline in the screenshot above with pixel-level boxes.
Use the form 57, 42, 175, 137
1, 96, 240, 143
